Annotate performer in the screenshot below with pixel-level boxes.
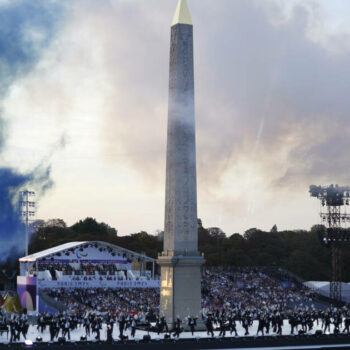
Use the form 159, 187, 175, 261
83, 316, 90, 337
156, 316, 163, 335
218, 315, 226, 337
106, 323, 113, 342
63, 318, 71, 340
257, 315, 265, 336
161, 316, 169, 333
118, 313, 126, 339
188, 316, 197, 336
242, 316, 250, 336
228, 313, 238, 337
173, 317, 182, 338
131, 317, 137, 338
205, 315, 214, 337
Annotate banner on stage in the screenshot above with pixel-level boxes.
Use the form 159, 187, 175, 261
37, 279, 160, 289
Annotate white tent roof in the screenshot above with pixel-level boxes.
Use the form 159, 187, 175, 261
19, 241, 155, 263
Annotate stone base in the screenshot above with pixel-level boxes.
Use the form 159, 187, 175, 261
157, 254, 205, 330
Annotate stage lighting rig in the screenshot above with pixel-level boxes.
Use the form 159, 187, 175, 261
309, 184, 350, 301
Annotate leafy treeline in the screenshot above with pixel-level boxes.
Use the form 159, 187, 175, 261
29, 218, 162, 263
28, 218, 350, 282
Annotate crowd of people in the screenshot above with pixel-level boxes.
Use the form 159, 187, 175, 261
45, 288, 159, 315
201, 268, 316, 313
1, 267, 349, 342
201, 306, 350, 337
38, 263, 122, 277
1, 305, 350, 343
43, 268, 317, 316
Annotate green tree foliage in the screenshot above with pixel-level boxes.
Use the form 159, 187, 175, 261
26, 218, 350, 282
270, 224, 278, 233
29, 218, 161, 260
71, 217, 117, 237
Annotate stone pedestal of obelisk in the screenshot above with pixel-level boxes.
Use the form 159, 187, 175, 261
157, 0, 205, 329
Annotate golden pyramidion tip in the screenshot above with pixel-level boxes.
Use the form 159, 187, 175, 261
172, 0, 192, 26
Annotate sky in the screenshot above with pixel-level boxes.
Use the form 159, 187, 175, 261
1, 0, 350, 236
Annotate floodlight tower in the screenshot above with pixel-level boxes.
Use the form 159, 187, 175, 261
19, 190, 36, 256
309, 184, 350, 301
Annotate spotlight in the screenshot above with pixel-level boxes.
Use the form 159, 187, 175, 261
24, 339, 34, 346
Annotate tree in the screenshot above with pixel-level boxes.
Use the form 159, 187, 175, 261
71, 217, 117, 237
45, 219, 67, 228
243, 228, 262, 240
270, 225, 278, 233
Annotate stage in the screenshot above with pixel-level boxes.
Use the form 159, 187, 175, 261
0, 334, 350, 349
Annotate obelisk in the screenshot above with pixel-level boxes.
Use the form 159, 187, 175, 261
157, 0, 205, 327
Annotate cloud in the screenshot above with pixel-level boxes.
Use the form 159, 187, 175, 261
2, 0, 350, 234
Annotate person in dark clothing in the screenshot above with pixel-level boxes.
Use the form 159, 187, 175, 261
93, 318, 102, 340
156, 317, 163, 335
161, 316, 169, 333
205, 315, 214, 337
276, 315, 283, 335
9, 320, 17, 343
228, 314, 238, 336
14, 320, 21, 341
265, 314, 271, 334
63, 319, 71, 340
131, 318, 137, 338
342, 313, 350, 334
49, 319, 56, 342
84, 317, 90, 337
188, 317, 197, 336
289, 314, 297, 335
324, 314, 331, 333
118, 313, 126, 339
257, 316, 265, 336
173, 318, 182, 338
219, 316, 226, 337
20, 319, 29, 340
106, 323, 113, 342
243, 317, 250, 336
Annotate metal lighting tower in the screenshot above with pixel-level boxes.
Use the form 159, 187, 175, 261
309, 184, 350, 301
19, 190, 36, 256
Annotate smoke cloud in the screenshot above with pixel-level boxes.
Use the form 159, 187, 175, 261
0, 0, 65, 262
